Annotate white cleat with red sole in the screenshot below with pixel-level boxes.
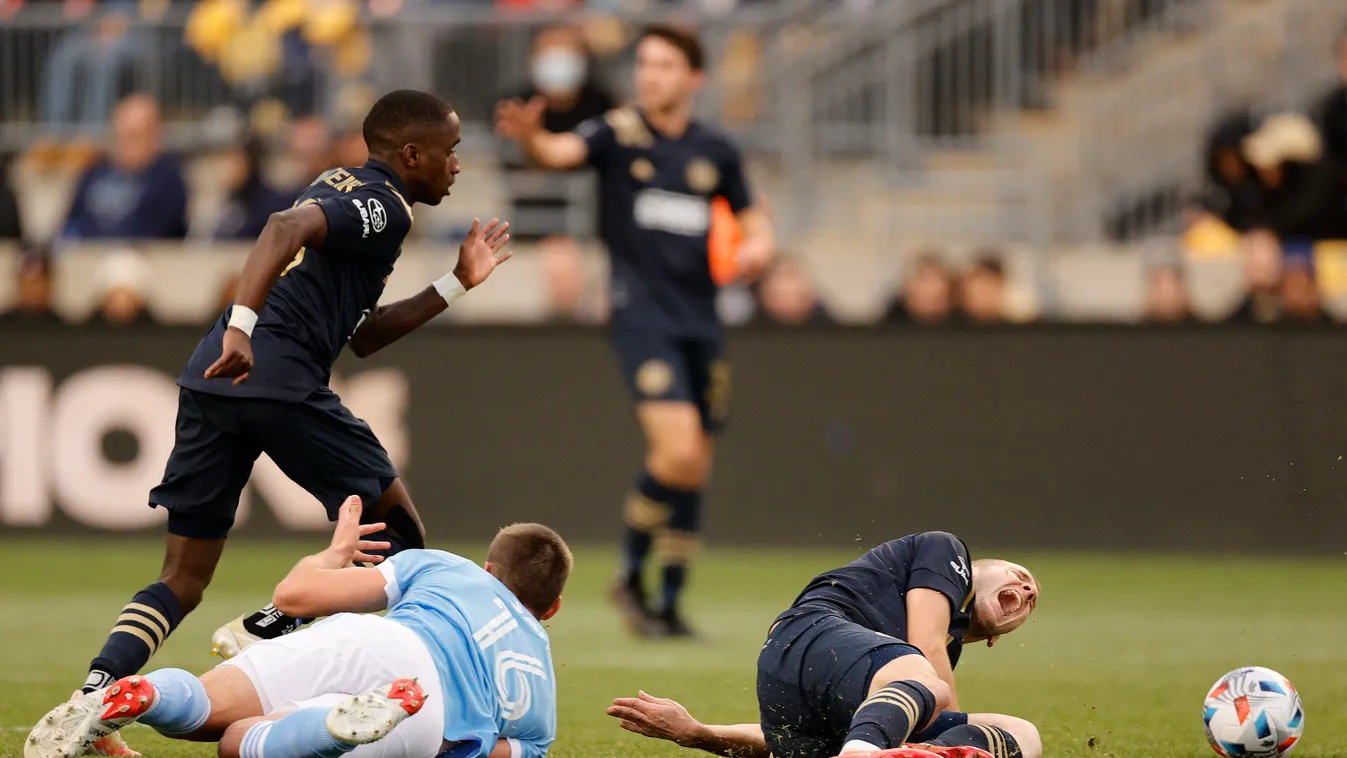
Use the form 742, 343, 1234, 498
25, 678, 156, 758
326, 678, 428, 746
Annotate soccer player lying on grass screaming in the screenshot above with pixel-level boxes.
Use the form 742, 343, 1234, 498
26, 497, 570, 758
605, 531, 1043, 758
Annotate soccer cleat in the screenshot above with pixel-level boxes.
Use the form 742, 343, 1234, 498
210, 615, 261, 660
653, 608, 698, 640
325, 678, 428, 746
907, 745, 996, 758
25, 678, 156, 758
609, 577, 659, 638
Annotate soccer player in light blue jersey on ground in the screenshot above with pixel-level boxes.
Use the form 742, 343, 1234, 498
26, 497, 572, 758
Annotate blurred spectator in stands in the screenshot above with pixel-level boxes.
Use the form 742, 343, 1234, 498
1313, 24, 1347, 177
1241, 113, 1347, 243
1196, 109, 1260, 233
283, 117, 334, 190
1142, 264, 1195, 324
0, 251, 60, 325
1227, 230, 1284, 324
60, 95, 189, 243
333, 128, 368, 169
0, 152, 22, 241
91, 249, 155, 325
753, 257, 832, 326
31, 0, 145, 170
885, 253, 954, 324
499, 24, 615, 240
213, 136, 293, 241
957, 252, 1008, 324
540, 236, 606, 324
1281, 256, 1331, 325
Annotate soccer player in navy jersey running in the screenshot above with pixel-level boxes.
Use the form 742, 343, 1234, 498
43, 89, 513, 756
496, 24, 777, 637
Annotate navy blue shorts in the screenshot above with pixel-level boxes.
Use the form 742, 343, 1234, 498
757, 607, 923, 758
149, 387, 397, 539
611, 329, 731, 433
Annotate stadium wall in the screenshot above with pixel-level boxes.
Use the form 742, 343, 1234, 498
3, 326, 1345, 553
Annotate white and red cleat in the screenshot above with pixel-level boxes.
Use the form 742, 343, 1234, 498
325, 678, 428, 746
25, 678, 156, 758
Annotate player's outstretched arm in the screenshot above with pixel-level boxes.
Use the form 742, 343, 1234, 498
271, 496, 392, 618
348, 217, 511, 357
495, 96, 589, 170
607, 692, 771, 758
907, 587, 962, 711
205, 204, 330, 384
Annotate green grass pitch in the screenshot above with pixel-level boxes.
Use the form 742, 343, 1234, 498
2, 540, 1343, 758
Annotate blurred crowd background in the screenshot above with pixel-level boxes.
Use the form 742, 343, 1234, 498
1, 0, 1346, 328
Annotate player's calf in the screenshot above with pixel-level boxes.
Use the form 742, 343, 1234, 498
229, 679, 426, 758
842, 657, 951, 755
918, 724, 1024, 758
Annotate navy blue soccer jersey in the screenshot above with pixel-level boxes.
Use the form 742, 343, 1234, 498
180, 161, 414, 401
577, 108, 752, 338
781, 531, 976, 667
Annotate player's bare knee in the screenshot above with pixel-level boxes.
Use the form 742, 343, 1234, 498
868, 655, 948, 709
217, 717, 269, 758
971, 714, 1042, 758
648, 439, 708, 489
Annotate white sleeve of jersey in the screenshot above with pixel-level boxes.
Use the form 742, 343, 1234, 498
376, 559, 401, 607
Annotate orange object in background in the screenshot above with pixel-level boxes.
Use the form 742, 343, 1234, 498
709, 195, 742, 286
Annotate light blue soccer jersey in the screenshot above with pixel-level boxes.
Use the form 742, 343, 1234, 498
376, 550, 556, 758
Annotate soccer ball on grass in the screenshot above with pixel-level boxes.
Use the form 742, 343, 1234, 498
1203, 666, 1304, 757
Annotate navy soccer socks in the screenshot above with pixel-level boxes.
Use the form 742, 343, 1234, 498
84, 583, 184, 694
844, 681, 938, 753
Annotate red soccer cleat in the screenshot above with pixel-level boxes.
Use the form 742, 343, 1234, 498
828, 749, 945, 758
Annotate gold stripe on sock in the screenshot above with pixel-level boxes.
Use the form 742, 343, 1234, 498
125, 603, 171, 638
110, 624, 160, 654
977, 724, 1006, 758
115, 613, 165, 647
624, 493, 671, 531
654, 529, 701, 565
863, 688, 919, 732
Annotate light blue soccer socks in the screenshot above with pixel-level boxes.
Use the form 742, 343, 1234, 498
139, 668, 211, 737
239, 708, 354, 758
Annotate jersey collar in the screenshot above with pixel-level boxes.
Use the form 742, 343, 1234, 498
363, 159, 409, 199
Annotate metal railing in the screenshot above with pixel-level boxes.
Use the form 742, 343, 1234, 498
2, 0, 1341, 250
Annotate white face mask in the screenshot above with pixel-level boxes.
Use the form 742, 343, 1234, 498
532, 49, 587, 95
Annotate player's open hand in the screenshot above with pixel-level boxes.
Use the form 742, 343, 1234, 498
453, 217, 512, 290
204, 327, 254, 385
326, 496, 392, 565
606, 691, 705, 747
494, 97, 546, 141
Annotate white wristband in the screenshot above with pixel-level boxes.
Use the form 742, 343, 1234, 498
433, 272, 467, 306
506, 738, 521, 758
228, 305, 259, 336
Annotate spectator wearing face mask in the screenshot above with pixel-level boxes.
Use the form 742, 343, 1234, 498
499, 24, 616, 241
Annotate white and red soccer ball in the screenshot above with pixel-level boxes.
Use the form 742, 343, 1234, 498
1204, 666, 1304, 758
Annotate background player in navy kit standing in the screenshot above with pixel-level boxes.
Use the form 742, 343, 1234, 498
52, 89, 514, 755
496, 25, 777, 637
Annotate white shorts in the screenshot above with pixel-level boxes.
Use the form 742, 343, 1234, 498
220, 613, 445, 758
